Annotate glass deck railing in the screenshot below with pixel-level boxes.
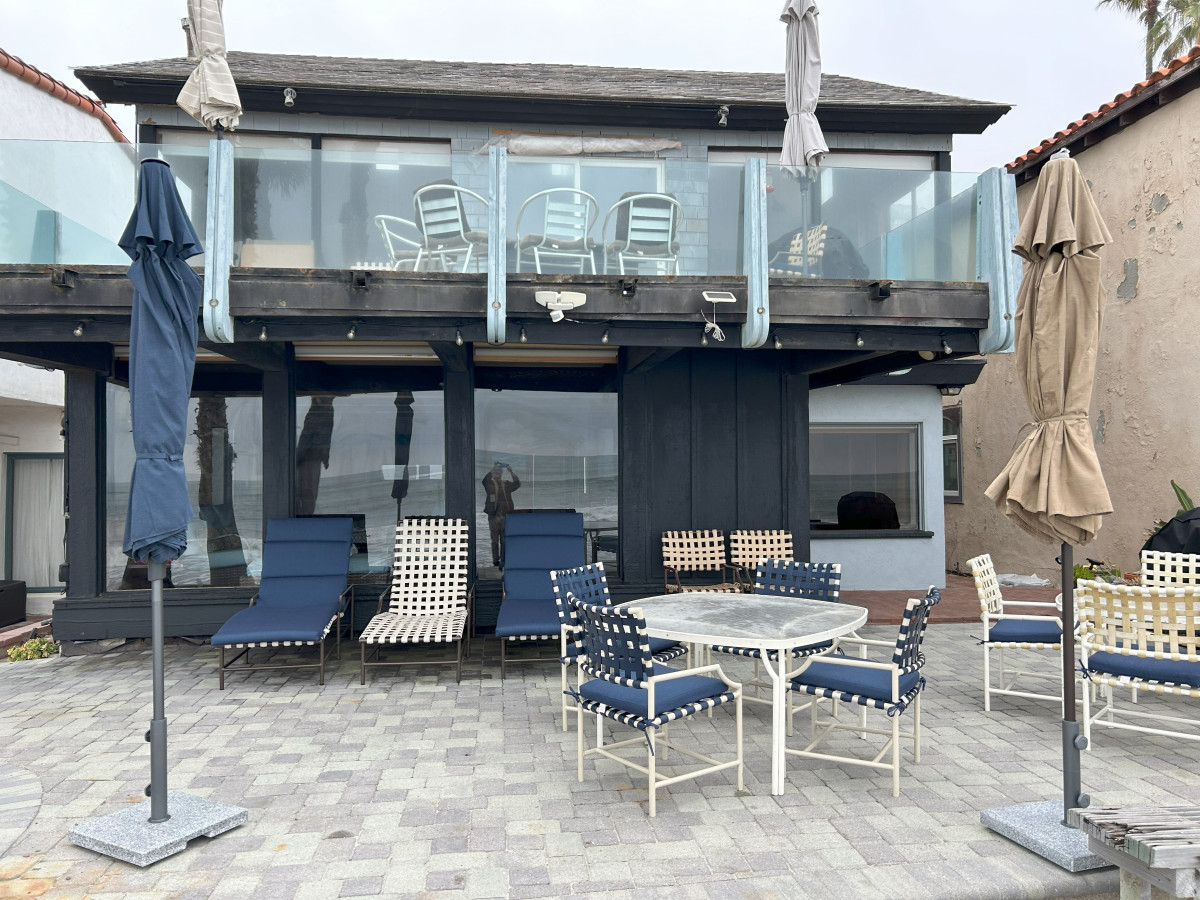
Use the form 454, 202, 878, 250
766, 165, 979, 283
0, 140, 136, 265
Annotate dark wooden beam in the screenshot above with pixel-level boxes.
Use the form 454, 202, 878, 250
261, 345, 296, 525
784, 371, 811, 561
0, 342, 113, 374
199, 339, 288, 371
443, 354, 475, 580
64, 370, 105, 599
430, 341, 469, 372
294, 361, 443, 394
624, 347, 681, 374
810, 351, 947, 389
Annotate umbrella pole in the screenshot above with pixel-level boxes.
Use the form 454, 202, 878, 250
148, 560, 170, 824
1060, 542, 1089, 825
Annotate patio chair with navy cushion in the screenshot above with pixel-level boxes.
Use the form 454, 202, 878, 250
551, 562, 688, 731
567, 596, 743, 817
210, 517, 353, 689
495, 511, 585, 678
786, 586, 940, 796
968, 553, 1062, 712
712, 559, 842, 705
359, 517, 473, 684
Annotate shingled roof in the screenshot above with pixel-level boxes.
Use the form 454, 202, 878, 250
76, 52, 1009, 135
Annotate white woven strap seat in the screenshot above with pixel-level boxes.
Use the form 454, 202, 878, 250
360, 610, 467, 645
665, 581, 741, 594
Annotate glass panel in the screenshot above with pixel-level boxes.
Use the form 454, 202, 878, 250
943, 440, 961, 496
766, 165, 979, 281
810, 425, 920, 530
294, 390, 445, 583
507, 156, 746, 277
106, 383, 263, 590
474, 390, 617, 572
0, 140, 136, 265
9, 457, 65, 589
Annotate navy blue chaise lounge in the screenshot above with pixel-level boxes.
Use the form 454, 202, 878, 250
210, 517, 354, 688
494, 511, 585, 678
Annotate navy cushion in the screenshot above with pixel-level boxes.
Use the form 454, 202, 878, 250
495, 597, 560, 638
505, 535, 586, 569
256, 518, 353, 609
503, 569, 558, 604
648, 637, 682, 655
212, 602, 338, 645
258, 574, 348, 608
792, 660, 921, 703
268, 517, 353, 543
505, 511, 584, 539
579, 663, 728, 717
1088, 651, 1200, 687
988, 619, 1061, 644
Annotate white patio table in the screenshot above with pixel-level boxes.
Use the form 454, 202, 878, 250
629, 591, 868, 796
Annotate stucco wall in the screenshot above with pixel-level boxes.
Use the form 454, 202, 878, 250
810, 383, 946, 591
0, 72, 116, 142
945, 87, 1200, 577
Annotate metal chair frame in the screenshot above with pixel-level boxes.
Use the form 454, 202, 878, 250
601, 193, 684, 275
514, 188, 599, 274
412, 183, 489, 272
374, 214, 423, 270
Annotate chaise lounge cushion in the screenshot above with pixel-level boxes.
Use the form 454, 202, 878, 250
987, 619, 1062, 644
579, 663, 728, 717
495, 598, 559, 639
792, 660, 921, 703
212, 601, 339, 646
1087, 651, 1200, 687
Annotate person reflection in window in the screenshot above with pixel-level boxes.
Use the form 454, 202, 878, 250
483, 462, 520, 568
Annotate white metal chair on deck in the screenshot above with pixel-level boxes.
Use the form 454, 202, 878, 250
514, 188, 598, 274
374, 215, 423, 270
968, 553, 1063, 711
359, 518, 473, 683
413, 182, 489, 272
1142, 550, 1200, 588
601, 192, 683, 275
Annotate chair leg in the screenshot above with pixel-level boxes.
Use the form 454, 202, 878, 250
892, 712, 901, 797
983, 643, 991, 711
914, 693, 922, 762
360, 642, 366, 686
735, 691, 744, 791
319, 639, 326, 686
455, 638, 462, 684
219, 646, 225, 691
500, 639, 506, 680
561, 662, 569, 732
576, 702, 585, 781
648, 728, 657, 818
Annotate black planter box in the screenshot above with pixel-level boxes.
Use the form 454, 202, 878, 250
0, 581, 27, 629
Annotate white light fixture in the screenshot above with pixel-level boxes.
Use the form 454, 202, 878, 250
939, 385, 963, 396
72, 322, 85, 338
601, 329, 609, 345
455, 329, 463, 346
942, 340, 953, 355
346, 323, 357, 340
855, 333, 865, 348
535, 290, 586, 323
519, 327, 527, 343
283, 87, 297, 108
258, 326, 268, 342
774, 335, 783, 350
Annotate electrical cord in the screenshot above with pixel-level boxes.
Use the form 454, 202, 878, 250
701, 306, 726, 342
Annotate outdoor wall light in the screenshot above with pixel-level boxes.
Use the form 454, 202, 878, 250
942, 340, 953, 355
283, 87, 297, 108
258, 325, 268, 341
535, 290, 586, 322
346, 323, 357, 340
717, 105, 730, 127
72, 322, 85, 338
519, 326, 527, 343
455, 329, 464, 347
855, 333, 865, 348
601, 329, 609, 344
939, 385, 963, 397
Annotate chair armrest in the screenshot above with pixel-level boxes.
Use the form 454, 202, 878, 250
338, 585, 352, 613
651, 663, 741, 693
795, 654, 895, 673
835, 636, 892, 650
989, 613, 1063, 625
1003, 601, 1060, 609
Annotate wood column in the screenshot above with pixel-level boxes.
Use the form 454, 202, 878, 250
262, 344, 297, 525
64, 369, 106, 599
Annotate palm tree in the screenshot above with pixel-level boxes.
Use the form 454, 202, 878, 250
1097, 0, 1162, 76
1148, 0, 1200, 69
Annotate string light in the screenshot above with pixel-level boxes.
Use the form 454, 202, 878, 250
346, 323, 357, 340
72, 322, 85, 338
855, 333, 864, 348
258, 325, 268, 342
455, 329, 463, 347
519, 327, 527, 343
601, 329, 609, 344
774, 335, 783, 350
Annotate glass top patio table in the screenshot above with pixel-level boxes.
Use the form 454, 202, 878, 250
629, 591, 868, 796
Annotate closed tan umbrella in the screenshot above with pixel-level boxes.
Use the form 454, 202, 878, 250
177, 0, 242, 131
984, 153, 1112, 825
985, 156, 1113, 543
779, 0, 828, 166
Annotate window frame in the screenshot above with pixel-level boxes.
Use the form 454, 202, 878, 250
809, 422, 924, 533
942, 404, 964, 504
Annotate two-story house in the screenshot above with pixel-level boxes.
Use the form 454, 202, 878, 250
0, 51, 1014, 639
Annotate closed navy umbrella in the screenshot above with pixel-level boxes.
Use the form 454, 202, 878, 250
119, 157, 201, 824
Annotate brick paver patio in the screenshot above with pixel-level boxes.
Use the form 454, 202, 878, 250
2, 622, 1196, 899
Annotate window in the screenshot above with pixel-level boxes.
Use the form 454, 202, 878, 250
294, 390, 446, 581
943, 405, 963, 504
106, 384, 263, 590
5, 454, 65, 591
810, 425, 921, 531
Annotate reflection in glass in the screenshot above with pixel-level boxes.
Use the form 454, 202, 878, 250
294, 391, 445, 580
474, 390, 617, 571
106, 384, 263, 590
810, 425, 920, 531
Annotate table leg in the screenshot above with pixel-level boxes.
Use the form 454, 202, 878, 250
759, 651, 786, 795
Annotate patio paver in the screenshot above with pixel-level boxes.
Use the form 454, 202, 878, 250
1, 623, 1190, 898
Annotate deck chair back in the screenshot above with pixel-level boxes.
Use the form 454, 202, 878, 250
389, 518, 470, 617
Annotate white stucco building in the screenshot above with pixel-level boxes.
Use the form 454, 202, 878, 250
0, 48, 128, 615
